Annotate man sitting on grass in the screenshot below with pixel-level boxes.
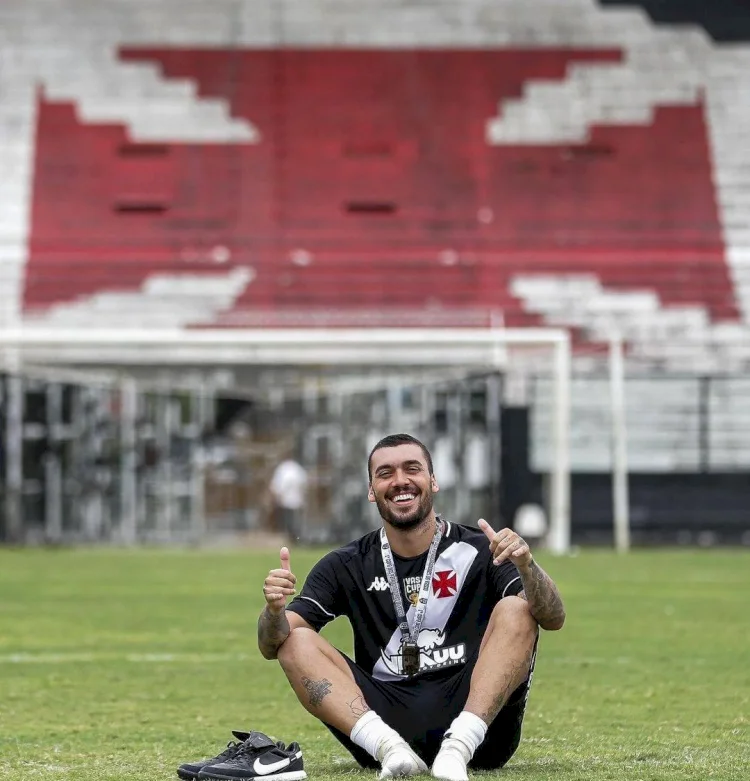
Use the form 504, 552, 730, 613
258, 433, 566, 780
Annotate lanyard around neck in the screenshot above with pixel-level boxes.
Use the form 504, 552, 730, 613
379, 518, 444, 644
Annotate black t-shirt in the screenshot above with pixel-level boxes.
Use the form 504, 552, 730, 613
286, 520, 523, 683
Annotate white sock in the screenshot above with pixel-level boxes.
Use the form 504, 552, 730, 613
443, 711, 488, 758
350, 711, 403, 760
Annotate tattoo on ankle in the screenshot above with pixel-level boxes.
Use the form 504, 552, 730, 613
301, 676, 333, 707
348, 695, 371, 717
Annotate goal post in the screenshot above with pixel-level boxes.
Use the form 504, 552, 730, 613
0, 326, 573, 553
609, 333, 630, 554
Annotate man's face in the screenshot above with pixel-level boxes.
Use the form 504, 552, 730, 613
368, 444, 439, 530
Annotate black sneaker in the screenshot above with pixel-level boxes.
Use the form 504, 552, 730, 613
198, 731, 306, 781
178, 731, 271, 780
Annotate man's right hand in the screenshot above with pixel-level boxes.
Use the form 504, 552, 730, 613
263, 546, 297, 614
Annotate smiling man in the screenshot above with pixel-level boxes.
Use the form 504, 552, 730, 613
257, 433, 566, 781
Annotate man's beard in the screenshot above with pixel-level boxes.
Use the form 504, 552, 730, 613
375, 489, 434, 531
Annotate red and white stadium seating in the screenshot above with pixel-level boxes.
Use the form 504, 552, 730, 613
0, 0, 749, 376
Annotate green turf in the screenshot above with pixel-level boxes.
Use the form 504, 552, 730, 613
0, 546, 748, 780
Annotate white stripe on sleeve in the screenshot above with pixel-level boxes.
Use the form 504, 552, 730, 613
299, 596, 337, 618
502, 576, 522, 598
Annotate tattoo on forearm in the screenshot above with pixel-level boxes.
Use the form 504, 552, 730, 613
479, 647, 533, 724
257, 607, 291, 659
302, 676, 333, 707
520, 561, 566, 629
348, 695, 371, 717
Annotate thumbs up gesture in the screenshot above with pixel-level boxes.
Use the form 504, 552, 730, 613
477, 519, 533, 570
262, 546, 297, 614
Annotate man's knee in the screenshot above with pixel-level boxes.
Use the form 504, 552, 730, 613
276, 627, 354, 687
276, 626, 319, 668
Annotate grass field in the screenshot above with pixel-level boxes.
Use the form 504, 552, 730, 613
0, 546, 748, 781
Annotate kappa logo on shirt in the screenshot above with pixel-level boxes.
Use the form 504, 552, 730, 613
367, 577, 390, 592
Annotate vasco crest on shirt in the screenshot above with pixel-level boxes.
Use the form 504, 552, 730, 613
402, 576, 422, 607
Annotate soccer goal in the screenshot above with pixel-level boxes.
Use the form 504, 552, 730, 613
0, 326, 574, 552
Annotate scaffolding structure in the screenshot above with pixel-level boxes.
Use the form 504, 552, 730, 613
0, 327, 572, 549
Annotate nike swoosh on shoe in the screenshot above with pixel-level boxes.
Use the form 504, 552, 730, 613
252, 757, 292, 776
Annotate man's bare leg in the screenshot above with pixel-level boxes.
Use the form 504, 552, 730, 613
276, 626, 365, 733
277, 627, 428, 778
464, 595, 538, 721
432, 597, 537, 781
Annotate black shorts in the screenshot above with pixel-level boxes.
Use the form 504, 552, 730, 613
326, 646, 534, 769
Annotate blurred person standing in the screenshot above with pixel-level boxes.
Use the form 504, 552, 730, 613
269, 454, 308, 541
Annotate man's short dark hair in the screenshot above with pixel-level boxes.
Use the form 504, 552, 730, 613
368, 433, 434, 481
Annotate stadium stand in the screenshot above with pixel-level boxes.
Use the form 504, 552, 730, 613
0, 0, 745, 358
1, 0, 750, 481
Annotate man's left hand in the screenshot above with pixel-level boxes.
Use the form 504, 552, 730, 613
477, 519, 533, 569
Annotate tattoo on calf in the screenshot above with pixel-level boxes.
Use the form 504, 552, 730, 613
301, 676, 333, 707
348, 695, 371, 717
